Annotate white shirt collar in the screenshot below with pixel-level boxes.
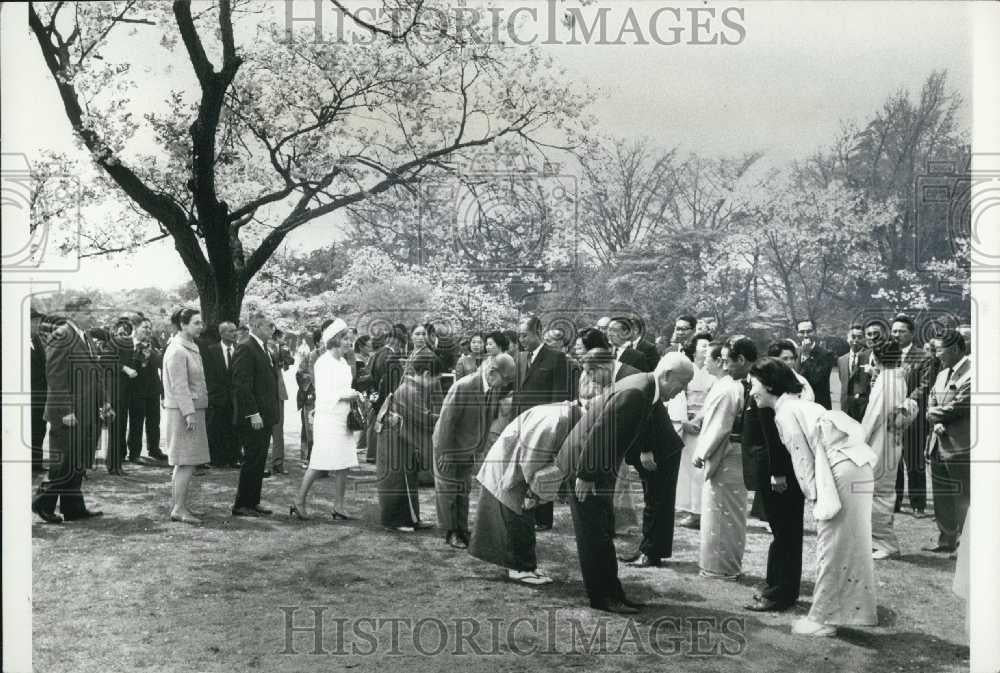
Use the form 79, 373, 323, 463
901, 343, 913, 357
531, 343, 544, 361
632, 337, 642, 349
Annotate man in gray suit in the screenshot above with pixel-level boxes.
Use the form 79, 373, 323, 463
922, 331, 972, 553
836, 324, 871, 422
433, 353, 517, 548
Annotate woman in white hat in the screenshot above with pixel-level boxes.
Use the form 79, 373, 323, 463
290, 319, 361, 520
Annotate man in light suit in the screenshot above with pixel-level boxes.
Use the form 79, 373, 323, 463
433, 353, 517, 548
836, 324, 871, 422
32, 316, 112, 523
558, 353, 693, 613
922, 331, 971, 553
231, 312, 280, 517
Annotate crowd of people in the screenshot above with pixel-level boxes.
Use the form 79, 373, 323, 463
28, 307, 972, 637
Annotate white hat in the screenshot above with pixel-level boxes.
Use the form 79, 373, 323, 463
321, 318, 348, 344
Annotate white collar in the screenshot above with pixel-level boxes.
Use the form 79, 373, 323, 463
632, 337, 642, 349
531, 343, 544, 361
948, 356, 969, 375
900, 343, 913, 357
652, 372, 661, 405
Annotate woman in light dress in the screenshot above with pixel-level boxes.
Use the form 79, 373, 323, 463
161, 308, 210, 524
749, 356, 878, 637
860, 339, 916, 560
675, 333, 718, 529
290, 319, 361, 520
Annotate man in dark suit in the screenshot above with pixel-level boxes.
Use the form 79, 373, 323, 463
743, 350, 805, 612
127, 318, 166, 463
607, 316, 649, 373
923, 332, 971, 553
365, 325, 407, 463
796, 320, 835, 409
231, 312, 280, 517
102, 316, 137, 475
32, 316, 111, 523
836, 324, 871, 422
629, 316, 661, 372
514, 316, 573, 530
558, 352, 693, 613
203, 321, 239, 468
30, 309, 48, 473
892, 315, 937, 516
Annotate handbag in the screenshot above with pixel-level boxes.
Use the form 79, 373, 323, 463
347, 398, 368, 432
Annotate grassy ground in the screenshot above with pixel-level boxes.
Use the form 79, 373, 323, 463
33, 399, 969, 672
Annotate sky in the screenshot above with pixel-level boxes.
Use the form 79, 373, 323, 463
0, 1, 978, 291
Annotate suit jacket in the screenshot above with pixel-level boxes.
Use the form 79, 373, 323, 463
515, 344, 572, 413
901, 345, 939, 452
799, 347, 835, 409
231, 337, 280, 427
740, 392, 789, 491
615, 345, 648, 373
130, 340, 163, 399
632, 339, 660, 373
370, 346, 404, 415
926, 357, 972, 461
43, 323, 104, 424
202, 341, 235, 407
267, 342, 289, 402
432, 371, 490, 464
614, 361, 642, 383
837, 348, 871, 420
31, 333, 47, 405
563, 373, 683, 487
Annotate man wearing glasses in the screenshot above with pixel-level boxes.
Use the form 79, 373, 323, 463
795, 320, 835, 410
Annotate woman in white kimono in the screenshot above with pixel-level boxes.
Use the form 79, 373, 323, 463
675, 334, 718, 529
290, 319, 361, 520
860, 339, 916, 560
693, 338, 754, 580
749, 357, 878, 637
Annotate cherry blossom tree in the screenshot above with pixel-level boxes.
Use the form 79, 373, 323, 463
27, 0, 589, 326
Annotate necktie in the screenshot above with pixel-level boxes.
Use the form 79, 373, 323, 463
850, 352, 857, 377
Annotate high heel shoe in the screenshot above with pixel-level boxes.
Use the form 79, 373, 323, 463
289, 503, 309, 520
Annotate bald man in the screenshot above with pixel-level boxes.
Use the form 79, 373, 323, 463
433, 353, 517, 549
558, 352, 694, 613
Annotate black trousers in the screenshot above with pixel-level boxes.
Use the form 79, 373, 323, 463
930, 458, 970, 549
31, 402, 47, 471
33, 420, 98, 516
234, 424, 271, 509
636, 450, 681, 560
568, 486, 625, 608
127, 396, 162, 459
533, 501, 554, 528
895, 434, 927, 511
207, 403, 239, 465
106, 390, 131, 471
759, 479, 805, 606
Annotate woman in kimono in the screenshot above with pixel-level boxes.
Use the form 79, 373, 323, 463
676, 333, 718, 529
375, 351, 440, 531
860, 339, 916, 560
290, 319, 361, 521
749, 357, 878, 637
454, 333, 487, 380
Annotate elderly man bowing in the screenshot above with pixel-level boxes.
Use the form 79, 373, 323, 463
558, 352, 693, 614
433, 353, 517, 549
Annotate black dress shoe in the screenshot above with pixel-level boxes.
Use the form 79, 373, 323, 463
593, 600, 639, 615
272, 467, 288, 475
921, 544, 957, 553
617, 550, 641, 563
63, 509, 104, 521
232, 506, 262, 517
618, 595, 645, 609
253, 505, 273, 516
32, 502, 63, 524
535, 523, 552, 531
627, 553, 661, 568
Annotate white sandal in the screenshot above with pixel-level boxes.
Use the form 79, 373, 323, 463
791, 617, 836, 637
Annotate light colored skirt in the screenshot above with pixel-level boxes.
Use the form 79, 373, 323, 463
699, 441, 747, 577
310, 403, 359, 471
164, 407, 210, 466
810, 460, 878, 625
871, 433, 904, 555
676, 432, 704, 514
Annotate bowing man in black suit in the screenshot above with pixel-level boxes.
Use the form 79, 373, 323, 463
231, 312, 280, 517
203, 321, 240, 468
514, 316, 574, 530
558, 352, 693, 613
32, 317, 111, 523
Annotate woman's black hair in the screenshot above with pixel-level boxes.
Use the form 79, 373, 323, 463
872, 338, 903, 368
683, 331, 714, 362
767, 338, 798, 358
170, 307, 200, 329
485, 330, 510, 353
354, 335, 371, 353
749, 356, 804, 396
576, 327, 610, 351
